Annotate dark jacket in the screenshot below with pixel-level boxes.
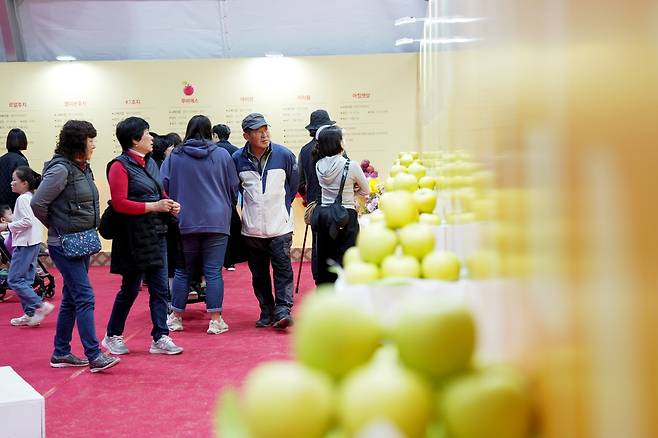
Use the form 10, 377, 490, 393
31, 155, 100, 246
297, 139, 320, 203
107, 153, 168, 275
216, 139, 239, 156
0, 151, 29, 209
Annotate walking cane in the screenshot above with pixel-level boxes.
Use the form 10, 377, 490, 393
295, 223, 310, 294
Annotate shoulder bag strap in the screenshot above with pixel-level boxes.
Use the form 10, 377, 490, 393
334, 159, 350, 205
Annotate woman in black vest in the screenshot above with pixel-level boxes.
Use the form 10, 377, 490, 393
102, 117, 183, 356
31, 120, 120, 373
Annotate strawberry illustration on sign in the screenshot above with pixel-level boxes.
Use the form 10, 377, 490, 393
182, 81, 195, 96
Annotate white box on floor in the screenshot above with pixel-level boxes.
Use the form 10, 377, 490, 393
0, 366, 45, 438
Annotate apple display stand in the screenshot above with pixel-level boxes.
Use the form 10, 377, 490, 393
0, 366, 45, 438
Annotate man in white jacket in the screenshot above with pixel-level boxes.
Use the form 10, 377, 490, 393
233, 113, 299, 329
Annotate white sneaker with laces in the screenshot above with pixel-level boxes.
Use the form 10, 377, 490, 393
102, 334, 130, 355
167, 313, 183, 331
10, 314, 33, 326
29, 301, 55, 326
149, 335, 183, 355
207, 317, 229, 334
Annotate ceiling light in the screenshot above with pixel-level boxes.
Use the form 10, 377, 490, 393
395, 37, 480, 46
265, 52, 284, 58
56, 55, 76, 61
395, 16, 486, 26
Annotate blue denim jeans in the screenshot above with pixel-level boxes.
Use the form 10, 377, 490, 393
8, 244, 42, 316
106, 237, 169, 341
49, 245, 101, 361
243, 232, 294, 320
171, 233, 228, 313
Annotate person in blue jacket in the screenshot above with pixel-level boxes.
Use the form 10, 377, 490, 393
161, 115, 239, 335
233, 113, 299, 329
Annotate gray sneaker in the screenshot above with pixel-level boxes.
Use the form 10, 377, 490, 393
29, 302, 55, 326
50, 353, 89, 368
149, 335, 183, 355
102, 334, 130, 355
89, 353, 120, 373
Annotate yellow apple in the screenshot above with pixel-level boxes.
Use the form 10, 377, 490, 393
418, 176, 436, 189
383, 176, 396, 192
338, 360, 433, 438
379, 191, 419, 229
399, 153, 414, 167
389, 164, 406, 177
392, 172, 419, 192
344, 261, 380, 284
398, 223, 435, 260
413, 188, 438, 214
407, 161, 427, 179
356, 224, 397, 264
380, 254, 421, 279
242, 361, 334, 438
393, 297, 476, 379
419, 213, 441, 225
294, 293, 382, 379
342, 246, 361, 266
421, 251, 461, 281
440, 367, 531, 438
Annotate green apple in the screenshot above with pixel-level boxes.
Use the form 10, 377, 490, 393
418, 176, 436, 189
242, 361, 334, 438
440, 367, 531, 438
407, 161, 427, 179
421, 251, 461, 281
399, 153, 414, 167
294, 293, 382, 379
344, 261, 379, 284
410, 151, 419, 159
419, 213, 441, 225
380, 254, 421, 279
466, 250, 500, 279
342, 246, 362, 267
383, 176, 396, 192
389, 164, 407, 177
338, 360, 433, 438
398, 223, 435, 260
393, 297, 476, 378
413, 188, 438, 214
379, 191, 419, 229
356, 224, 397, 264
392, 172, 419, 192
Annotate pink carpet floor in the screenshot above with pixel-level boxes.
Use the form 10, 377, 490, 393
0, 262, 316, 437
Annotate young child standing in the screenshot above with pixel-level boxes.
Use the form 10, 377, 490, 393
2, 166, 54, 326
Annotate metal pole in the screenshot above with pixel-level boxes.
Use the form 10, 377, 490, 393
295, 224, 309, 294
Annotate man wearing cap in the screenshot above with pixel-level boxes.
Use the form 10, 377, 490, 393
233, 113, 299, 329
297, 109, 335, 285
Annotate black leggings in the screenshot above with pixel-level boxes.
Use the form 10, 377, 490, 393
315, 209, 359, 285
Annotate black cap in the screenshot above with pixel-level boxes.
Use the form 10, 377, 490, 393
305, 109, 335, 131
242, 113, 269, 131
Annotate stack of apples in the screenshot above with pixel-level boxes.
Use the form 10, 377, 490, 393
217, 292, 533, 438
359, 159, 378, 178
345, 188, 460, 284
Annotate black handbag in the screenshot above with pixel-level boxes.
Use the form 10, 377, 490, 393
98, 200, 119, 239
311, 160, 351, 240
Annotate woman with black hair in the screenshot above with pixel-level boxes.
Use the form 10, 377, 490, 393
314, 125, 369, 284
161, 115, 239, 334
31, 120, 120, 373
0, 128, 30, 209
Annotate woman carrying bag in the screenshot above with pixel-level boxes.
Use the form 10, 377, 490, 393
313, 125, 369, 284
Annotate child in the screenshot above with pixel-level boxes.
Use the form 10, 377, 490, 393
1, 166, 54, 326
0, 204, 12, 252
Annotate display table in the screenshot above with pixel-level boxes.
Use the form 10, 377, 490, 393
0, 366, 45, 438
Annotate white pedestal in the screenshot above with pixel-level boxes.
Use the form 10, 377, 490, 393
0, 366, 45, 438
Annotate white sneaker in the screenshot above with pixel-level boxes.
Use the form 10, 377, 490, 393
29, 302, 55, 326
187, 290, 198, 301
10, 314, 33, 326
102, 334, 130, 355
207, 317, 229, 335
149, 335, 183, 355
167, 313, 183, 331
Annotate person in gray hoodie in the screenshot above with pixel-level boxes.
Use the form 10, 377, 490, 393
161, 115, 239, 335
314, 125, 369, 284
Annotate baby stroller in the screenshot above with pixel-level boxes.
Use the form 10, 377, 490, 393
0, 236, 56, 301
